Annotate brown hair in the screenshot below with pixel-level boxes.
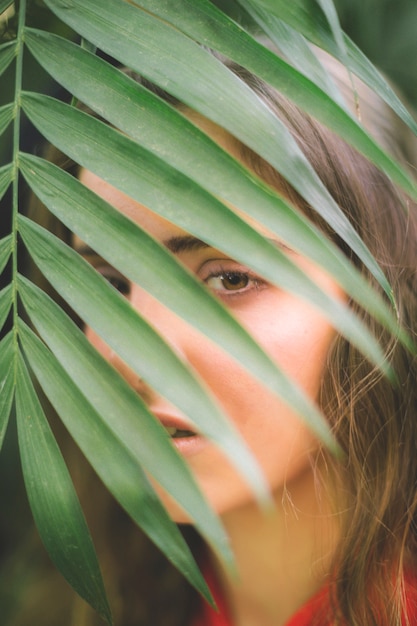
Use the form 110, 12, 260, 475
229, 55, 417, 625
10, 48, 417, 626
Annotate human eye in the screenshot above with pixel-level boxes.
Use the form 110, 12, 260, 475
201, 262, 267, 299
96, 265, 131, 296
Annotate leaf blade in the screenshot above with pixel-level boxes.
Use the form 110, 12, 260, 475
0, 103, 14, 136
0, 283, 12, 331
20, 180, 342, 454
0, 41, 16, 78
17, 275, 234, 563
19, 32, 405, 350
0, 233, 12, 274
18, 320, 213, 602
26, 25, 417, 205
0, 332, 15, 450
244, 0, 417, 136
18, 101, 397, 375
0, 164, 13, 201
41, 0, 394, 300
15, 351, 112, 625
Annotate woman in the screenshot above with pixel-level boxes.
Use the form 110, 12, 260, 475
12, 46, 417, 625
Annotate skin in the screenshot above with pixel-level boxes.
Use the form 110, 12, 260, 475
76, 121, 344, 625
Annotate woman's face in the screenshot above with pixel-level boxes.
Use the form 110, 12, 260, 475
77, 126, 344, 521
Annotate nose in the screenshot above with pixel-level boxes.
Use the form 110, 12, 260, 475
107, 283, 194, 405
129, 283, 192, 361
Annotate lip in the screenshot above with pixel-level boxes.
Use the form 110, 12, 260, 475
152, 410, 208, 456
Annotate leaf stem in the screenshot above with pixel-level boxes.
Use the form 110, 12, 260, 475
11, 0, 25, 362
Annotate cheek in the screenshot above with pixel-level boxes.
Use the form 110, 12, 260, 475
234, 296, 336, 397
84, 327, 108, 357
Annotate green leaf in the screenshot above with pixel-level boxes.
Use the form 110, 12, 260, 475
229, 2, 346, 106
15, 351, 112, 625
117, 4, 417, 203
0, 41, 16, 78
0, 233, 12, 274
19, 165, 350, 461
142, 3, 417, 250
314, 0, 347, 63
18, 320, 213, 603
19, 38, 404, 352
0, 103, 14, 136
17, 216, 281, 492
17, 275, 233, 563
41, 0, 394, 301
244, 0, 417, 136
0, 283, 12, 330
0, 164, 13, 201
0, 332, 15, 450
18, 100, 398, 376
242, 0, 336, 50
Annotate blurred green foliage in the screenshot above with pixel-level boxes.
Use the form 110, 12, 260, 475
334, 0, 417, 107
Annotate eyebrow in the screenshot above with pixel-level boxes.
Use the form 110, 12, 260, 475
73, 237, 210, 259
75, 235, 292, 259
162, 235, 210, 254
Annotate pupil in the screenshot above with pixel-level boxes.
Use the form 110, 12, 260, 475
222, 273, 248, 291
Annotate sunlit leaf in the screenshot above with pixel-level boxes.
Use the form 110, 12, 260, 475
18, 320, 213, 602
0, 331, 15, 450
42, 0, 394, 301
17, 274, 235, 563
0, 233, 12, 274
15, 352, 112, 624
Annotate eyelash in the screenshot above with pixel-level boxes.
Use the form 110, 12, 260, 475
97, 267, 131, 296
97, 263, 266, 300
202, 266, 266, 298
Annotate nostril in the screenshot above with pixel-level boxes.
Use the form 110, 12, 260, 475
108, 349, 156, 404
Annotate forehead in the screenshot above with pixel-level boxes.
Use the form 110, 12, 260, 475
77, 166, 209, 256
75, 113, 245, 245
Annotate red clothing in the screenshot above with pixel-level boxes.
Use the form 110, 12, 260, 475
195, 580, 330, 626
194, 567, 417, 626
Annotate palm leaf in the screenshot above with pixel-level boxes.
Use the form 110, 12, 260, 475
0, 234, 12, 273
17, 275, 234, 564
134, 0, 416, 203
0, 164, 12, 200
19, 34, 402, 345
0, 332, 14, 450
18, 319, 213, 603
41, 0, 395, 302
0, 283, 12, 329
244, 0, 417, 135
15, 351, 112, 624
0, 0, 414, 617
0, 103, 14, 135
